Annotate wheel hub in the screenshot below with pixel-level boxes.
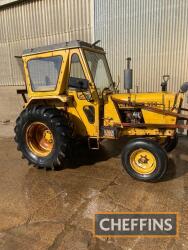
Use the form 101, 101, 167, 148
138, 155, 149, 164
26, 122, 54, 157
130, 149, 156, 174
43, 130, 53, 143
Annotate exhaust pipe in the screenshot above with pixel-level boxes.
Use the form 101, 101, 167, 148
180, 82, 188, 93
124, 57, 133, 93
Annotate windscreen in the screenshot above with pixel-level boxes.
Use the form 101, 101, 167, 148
84, 50, 113, 92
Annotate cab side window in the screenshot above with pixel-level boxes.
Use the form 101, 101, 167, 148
68, 54, 89, 90
28, 56, 62, 91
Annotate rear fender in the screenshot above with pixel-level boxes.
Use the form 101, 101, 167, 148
24, 95, 72, 109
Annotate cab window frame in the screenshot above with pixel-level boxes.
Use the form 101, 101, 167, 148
68, 53, 89, 91
27, 55, 63, 92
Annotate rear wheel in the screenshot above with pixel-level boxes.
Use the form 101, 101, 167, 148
14, 106, 72, 169
121, 138, 168, 181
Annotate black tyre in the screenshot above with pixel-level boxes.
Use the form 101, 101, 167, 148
14, 106, 72, 169
162, 134, 178, 152
121, 138, 168, 181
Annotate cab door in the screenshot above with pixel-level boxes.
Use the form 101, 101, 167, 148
67, 49, 100, 137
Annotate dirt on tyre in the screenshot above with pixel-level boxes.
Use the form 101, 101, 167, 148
14, 106, 72, 170
121, 138, 168, 182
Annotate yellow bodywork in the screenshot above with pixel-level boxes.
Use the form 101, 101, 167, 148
107, 92, 180, 125
22, 45, 183, 140
103, 92, 183, 137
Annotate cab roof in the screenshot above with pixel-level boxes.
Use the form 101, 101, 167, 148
22, 40, 104, 56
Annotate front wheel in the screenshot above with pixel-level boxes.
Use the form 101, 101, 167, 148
121, 138, 168, 182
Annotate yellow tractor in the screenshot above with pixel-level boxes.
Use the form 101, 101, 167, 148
15, 40, 188, 181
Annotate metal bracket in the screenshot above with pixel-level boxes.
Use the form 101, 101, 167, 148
88, 137, 100, 150
17, 89, 27, 103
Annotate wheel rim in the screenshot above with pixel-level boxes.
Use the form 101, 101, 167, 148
130, 149, 157, 175
26, 122, 54, 157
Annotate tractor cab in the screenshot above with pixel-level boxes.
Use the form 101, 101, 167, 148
22, 40, 114, 97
